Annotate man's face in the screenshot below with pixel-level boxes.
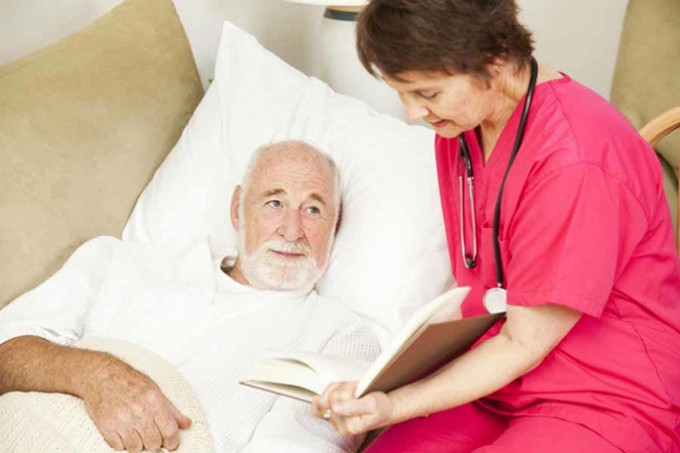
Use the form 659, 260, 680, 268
231, 147, 338, 291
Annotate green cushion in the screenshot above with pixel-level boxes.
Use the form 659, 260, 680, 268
610, 0, 680, 236
0, 0, 204, 309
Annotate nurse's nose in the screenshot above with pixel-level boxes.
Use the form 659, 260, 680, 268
403, 98, 429, 122
278, 210, 304, 242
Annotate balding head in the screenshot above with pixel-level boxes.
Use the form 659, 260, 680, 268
228, 141, 340, 291
240, 141, 341, 212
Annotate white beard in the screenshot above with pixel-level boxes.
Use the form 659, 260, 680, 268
237, 229, 325, 292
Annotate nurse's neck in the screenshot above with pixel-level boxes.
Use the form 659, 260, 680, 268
477, 62, 532, 161
479, 61, 561, 162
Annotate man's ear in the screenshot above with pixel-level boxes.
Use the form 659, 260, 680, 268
334, 202, 343, 234
230, 185, 242, 232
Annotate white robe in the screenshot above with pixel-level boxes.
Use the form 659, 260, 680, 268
0, 236, 381, 452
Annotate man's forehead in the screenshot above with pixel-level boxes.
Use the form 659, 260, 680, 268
259, 187, 329, 205
241, 144, 335, 203
258, 147, 328, 168
250, 164, 333, 200
257, 151, 332, 180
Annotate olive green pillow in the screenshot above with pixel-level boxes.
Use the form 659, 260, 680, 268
610, 0, 680, 234
0, 0, 204, 309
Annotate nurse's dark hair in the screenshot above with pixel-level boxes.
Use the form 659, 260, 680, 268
356, 0, 534, 81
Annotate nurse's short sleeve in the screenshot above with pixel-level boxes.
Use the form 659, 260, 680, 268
505, 163, 647, 317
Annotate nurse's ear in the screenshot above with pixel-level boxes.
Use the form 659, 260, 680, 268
230, 185, 242, 232
482, 56, 524, 91
468, 57, 501, 90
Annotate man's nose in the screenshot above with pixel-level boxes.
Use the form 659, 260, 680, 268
278, 210, 304, 242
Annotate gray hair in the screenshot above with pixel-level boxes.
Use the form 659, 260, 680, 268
240, 140, 342, 215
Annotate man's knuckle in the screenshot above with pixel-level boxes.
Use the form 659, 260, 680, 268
142, 386, 162, 404
102, 431, 122, 450
141, 429, 161, 447
145, 439, 162, 451
164, 433, 180, 450
130, 403, 145, 419
159, 421, 177, 436
112, 413, 131, 429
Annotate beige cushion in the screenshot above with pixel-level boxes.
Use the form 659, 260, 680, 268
0, 0, 204, 309
610, 0, 680, 233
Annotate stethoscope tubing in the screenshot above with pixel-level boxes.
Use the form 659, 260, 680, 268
458, 56, 539, 291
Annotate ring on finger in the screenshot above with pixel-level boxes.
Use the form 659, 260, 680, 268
322, 409, 332, 420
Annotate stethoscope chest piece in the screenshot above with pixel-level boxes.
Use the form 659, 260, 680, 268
483, 287, 508, 314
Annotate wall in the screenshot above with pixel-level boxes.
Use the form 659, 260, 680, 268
0, 0, 627, 99
0, 0, 323, 88
518, 0, 628, 100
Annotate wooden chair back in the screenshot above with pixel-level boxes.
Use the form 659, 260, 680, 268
639, 106, 680, 255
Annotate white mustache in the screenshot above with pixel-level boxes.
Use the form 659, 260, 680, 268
264, 239, 310, 256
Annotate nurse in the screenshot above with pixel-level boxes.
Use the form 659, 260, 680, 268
312, 1, 680, 452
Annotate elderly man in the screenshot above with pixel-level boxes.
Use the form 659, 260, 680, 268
0, 141, 379, 453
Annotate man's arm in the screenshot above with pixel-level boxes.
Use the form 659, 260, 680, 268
0, 335, 105, 395
0, 335, 192, 452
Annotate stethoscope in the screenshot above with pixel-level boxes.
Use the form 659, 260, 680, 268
458, 56, 538, 314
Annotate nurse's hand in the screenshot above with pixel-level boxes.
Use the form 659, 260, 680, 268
311, 382, 394, 436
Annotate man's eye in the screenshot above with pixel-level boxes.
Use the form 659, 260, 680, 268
266, 200, 282, 208
307, 206, 321, 215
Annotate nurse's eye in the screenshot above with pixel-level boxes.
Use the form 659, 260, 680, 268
419, 91, 439, 101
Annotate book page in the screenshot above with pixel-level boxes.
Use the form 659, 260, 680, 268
242, 358, 328, 396
267, 349, 371, 382
240, 381, 318, 403
241, 349, 372, 400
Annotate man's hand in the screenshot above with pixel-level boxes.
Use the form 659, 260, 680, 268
80, 357, 192, 452
312, 382, 394, 436
0, 337, 193, 452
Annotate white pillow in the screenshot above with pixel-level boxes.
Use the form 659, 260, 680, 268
123, 22, 452, 336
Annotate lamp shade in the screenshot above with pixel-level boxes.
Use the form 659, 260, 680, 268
283, 0, 368, 6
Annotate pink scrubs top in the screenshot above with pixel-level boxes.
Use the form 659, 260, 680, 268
435, 74, 680, 452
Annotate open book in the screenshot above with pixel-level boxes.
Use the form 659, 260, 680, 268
240, 286, 504, 403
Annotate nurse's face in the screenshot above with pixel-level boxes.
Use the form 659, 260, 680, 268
384, 70, 498, 138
